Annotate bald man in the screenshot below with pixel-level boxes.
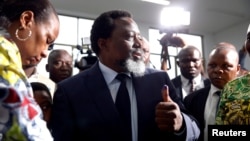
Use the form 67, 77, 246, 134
46, 49, 73, 83
216, 24, 250, 126
141, 37, 156, 68
141, 37, 150, 65
184, 42, 240, 141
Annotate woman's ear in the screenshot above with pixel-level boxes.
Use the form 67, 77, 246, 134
19, 10, 34, 29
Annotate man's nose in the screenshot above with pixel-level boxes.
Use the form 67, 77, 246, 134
41, 49, 48, 58
214, 66, 223, 73
133, 36, 143, 48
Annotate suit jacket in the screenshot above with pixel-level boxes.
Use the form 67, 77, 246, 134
51, 63, 200, 141
171, 75, 211, 100
184, 85, 211, 141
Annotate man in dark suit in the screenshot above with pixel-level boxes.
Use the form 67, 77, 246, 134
51, 10, 200, 141
171, 45, 210, 100
184, 42, 240, 141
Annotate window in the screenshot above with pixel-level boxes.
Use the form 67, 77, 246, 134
37, 15, 94, 76
36, 15, 203, 80
148, 28, 203, 79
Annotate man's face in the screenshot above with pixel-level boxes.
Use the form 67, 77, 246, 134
178, 49, 202, 80
207, 49, 239, 89
141, 37, 150, 65
48, 52, 73, 83
33, 90, 52, 127
100, 17, 145, 75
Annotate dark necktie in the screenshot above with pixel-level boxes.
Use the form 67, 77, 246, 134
189, 79, 195, 93
215, 91, 221, 113
115, 73, 132, 140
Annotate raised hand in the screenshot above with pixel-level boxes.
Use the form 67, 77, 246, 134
155, 85, 183, 132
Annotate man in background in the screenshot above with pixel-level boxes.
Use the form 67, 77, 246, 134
141, 37, 155, 68
184, 42, 240, 141
46, 49, 73, 83
216, 24, 250, 126
171, 45, 210, 100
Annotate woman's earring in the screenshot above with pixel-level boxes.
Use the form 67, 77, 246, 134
15, 27, 32, 41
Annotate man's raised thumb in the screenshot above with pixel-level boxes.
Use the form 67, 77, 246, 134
162, 85, 172, 102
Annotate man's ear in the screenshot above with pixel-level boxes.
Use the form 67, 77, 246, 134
19, 11, 34, 29
98, 38, 107, 50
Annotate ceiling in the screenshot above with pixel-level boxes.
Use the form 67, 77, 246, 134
50, 0, 250, 34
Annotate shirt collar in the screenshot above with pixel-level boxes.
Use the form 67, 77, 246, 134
98, 61, 130, 85
210, 84, 221, 95
181, 74, 202, 86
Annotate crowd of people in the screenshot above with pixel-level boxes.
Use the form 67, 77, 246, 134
0, 0, 250, 141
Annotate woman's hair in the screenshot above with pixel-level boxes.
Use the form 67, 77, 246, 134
0, 0, 58, 28
90, 10, 132, 55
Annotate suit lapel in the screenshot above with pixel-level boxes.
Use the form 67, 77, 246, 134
204, 78, 211, 86
201, 86, 210, 111
86, 63, 120, 123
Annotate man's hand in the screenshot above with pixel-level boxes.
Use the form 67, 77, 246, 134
155, 85, 183, 132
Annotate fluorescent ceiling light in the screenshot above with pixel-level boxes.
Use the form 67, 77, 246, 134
141, 0, 170, 6
160, 7, 190, 27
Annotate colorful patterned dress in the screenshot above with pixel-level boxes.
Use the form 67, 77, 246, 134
0, 36, 53, 141
216, 73, 250, 125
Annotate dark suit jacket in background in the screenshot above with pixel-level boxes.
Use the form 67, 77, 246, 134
184, 85, 211, 141
51, 63, 200, 141
171, 75, 211, 100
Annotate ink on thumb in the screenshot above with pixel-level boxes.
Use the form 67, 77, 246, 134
162, 85, 171, 102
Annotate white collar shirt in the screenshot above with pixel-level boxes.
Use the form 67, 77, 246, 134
204, 84, 221, 141
181, 74, 205, 99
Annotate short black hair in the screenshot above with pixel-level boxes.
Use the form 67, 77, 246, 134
47, 49, 71, 64
30, 82, 52, 100
90, 10, 132, 56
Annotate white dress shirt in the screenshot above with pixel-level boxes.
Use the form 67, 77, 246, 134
204, 84, 221, 141
28, 67, 56, 98
99, 61, 138, 141
181, 74, 205, 99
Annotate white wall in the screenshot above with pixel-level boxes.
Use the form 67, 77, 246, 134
214, 20, 250, 70
137, 20, 250, 70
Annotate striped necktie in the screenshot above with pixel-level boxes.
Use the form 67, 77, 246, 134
189, 79, 195, 93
